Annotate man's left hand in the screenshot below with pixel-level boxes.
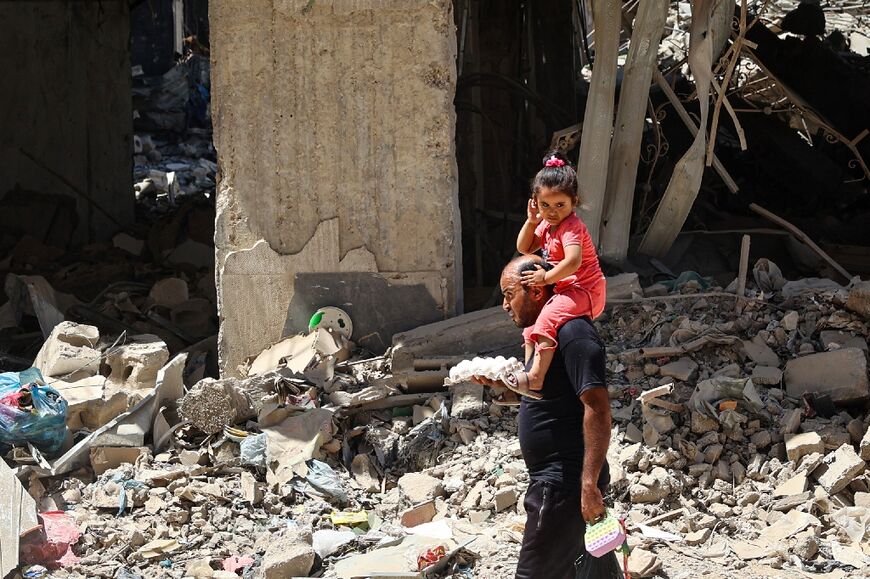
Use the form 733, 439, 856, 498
581, 483, 606, 523
520, 265, 548, 287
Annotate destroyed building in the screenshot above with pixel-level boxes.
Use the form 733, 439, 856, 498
2, 0, 870, 578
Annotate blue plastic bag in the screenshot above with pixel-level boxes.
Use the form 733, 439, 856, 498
0, 368, 68, 455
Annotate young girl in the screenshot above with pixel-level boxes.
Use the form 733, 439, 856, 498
509, 151, 606, 397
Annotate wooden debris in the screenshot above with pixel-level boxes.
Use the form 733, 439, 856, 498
639, 0, 716, 258
736, 234, 751, 312
749, 203, 852, 283
599, 0, 669, 263
577, 0, 622, 244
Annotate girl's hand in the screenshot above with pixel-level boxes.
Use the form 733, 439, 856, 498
527, 199, 542, 225
521, 265, 548, 286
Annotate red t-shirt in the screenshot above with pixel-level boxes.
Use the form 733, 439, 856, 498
534, 213, 604, 293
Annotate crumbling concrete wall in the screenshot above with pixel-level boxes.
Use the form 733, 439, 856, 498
211, 0, 462, 375
0, 1, 134, 244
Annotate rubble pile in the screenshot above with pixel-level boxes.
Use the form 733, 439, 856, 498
1, 256, 867, 578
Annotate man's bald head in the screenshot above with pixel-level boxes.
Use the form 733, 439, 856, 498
500, 256, 553, 328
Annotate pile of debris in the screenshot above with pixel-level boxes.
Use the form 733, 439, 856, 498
3, 253, 870, 578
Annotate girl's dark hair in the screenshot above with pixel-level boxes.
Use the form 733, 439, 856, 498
531, 150, 580, 203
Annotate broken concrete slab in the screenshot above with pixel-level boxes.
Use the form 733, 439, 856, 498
33, 321, 101, 380
51, 375, 107, 430
350, 454, 380, 493
262, 534, 315, 579
605, 272, 642, 301
263, 408, 334, 488
179, 378, 256, 435
816, 444, 866, 495
742, 334, 780, 367
845, 280, 870, 320
90, 447, 150, 475
248, 328, 344, 376
659, 357, 698, 382
398, 472, 443, 505
785, 432, 824, 463
751, 365, 783, 386
773, 472, 808, 497
104, 334, 170, 393
449, 382, 485, 417
401, 500, 436, 528
784, 348, 869, 404
391, 307, 522, 377
1, 455, 38, 578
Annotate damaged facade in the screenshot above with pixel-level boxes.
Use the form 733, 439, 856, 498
210, 0, 463, 374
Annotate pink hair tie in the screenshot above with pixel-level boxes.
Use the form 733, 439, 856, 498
544, 156, 566, 168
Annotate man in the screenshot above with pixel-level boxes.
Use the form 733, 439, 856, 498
473, 255, 611, 579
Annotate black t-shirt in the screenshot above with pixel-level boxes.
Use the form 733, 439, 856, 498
518, 316, 610, 490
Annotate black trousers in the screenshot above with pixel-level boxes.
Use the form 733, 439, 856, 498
515, 480, 586, 579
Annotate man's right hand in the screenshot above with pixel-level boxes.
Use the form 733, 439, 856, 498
471, 375, 506, 388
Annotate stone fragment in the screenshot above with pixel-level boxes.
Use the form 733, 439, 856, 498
845, 280, 870, 319
685, 528, 710, 546
449, 382, 486, 417
629, 467, 677, 503
659, 357, 698, 382
33, 321, 101, 380
241, 471, 263, 505
262, 536, 315, 579
855, 492, 870, 508
781, 311, 799, 331
643, 283, 668, 297
751, 366, 782, 386
186, 557, 214, 578
468, 510, 491, 524
792, 534, 819, 560
860, 425, 870, 461
780, 409, 802, 435
785, 432, 824, 463
104, 335, 170, 393
627, 547, 661, 578
351, 454, 380, 493
816, 444, 866, 495
607, 272, 642, 300
494, 488, 518, 512
149, 278, 189, 308
742, 335, 780, 367
750, 430, 772, 450
398, 472, 442, 504
400, 500, 436, 527
847, 419, 865, 444
691, 412, 720, 434
179, 378, 257, 435
773, 473, 808, 497
90, 447, 150, 476
784, 348, 869, 404
412, 405, 434, 425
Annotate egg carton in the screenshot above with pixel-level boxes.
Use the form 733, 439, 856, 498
444, 355, 523, 385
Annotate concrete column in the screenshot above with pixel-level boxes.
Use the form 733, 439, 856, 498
211, 0, 462, 375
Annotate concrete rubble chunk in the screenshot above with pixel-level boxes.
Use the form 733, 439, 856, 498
606, 272, 642, 300
860, 425, 870, 461
627, 547, 662, 578
816, 444, 866, 495
449, 382, 486, 417
262, 534, 315, 579
845, 280, 870, 319
494, 487, 518, 512
400, 500, 436, 527
33, 321, 101, 380
785, 432, 824, 463
659, 357, 698, 382
751, 366, 783, 386
780, 409, 802, 435
785, 348, 869, 404
350, 454, 380, 493
105, 335, 170, 393
742, 335, 780, 367
781, 311, 799, 331
397, 472, 443, 505
773, 472, 808, 497
179, 378, 255, 435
